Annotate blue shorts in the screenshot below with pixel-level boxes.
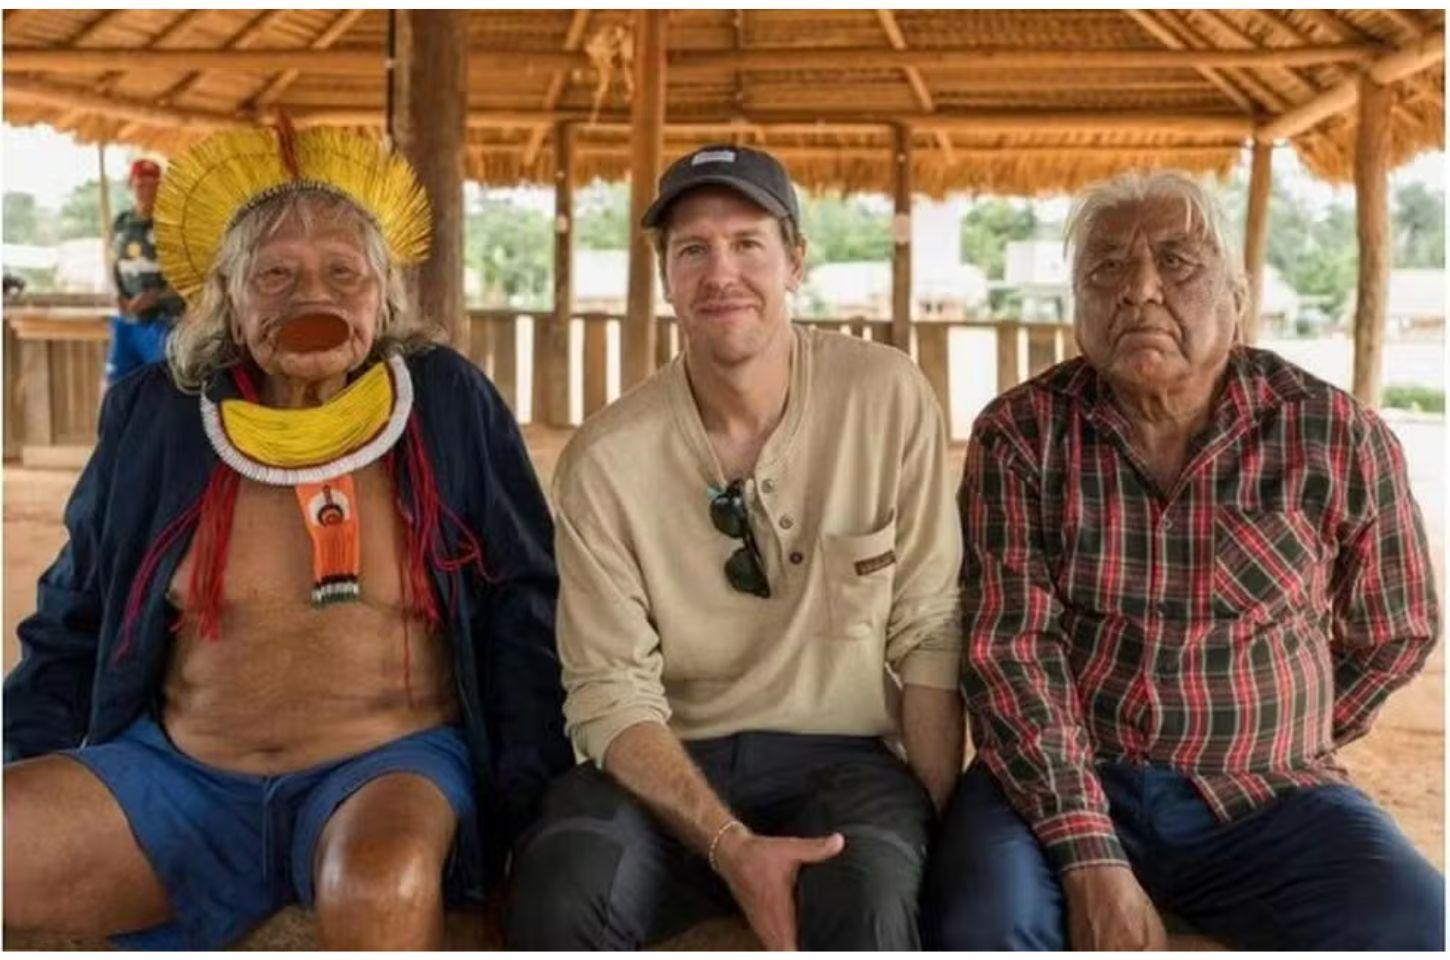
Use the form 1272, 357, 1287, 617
66, 715, 480, 949
105, 316, 170, 386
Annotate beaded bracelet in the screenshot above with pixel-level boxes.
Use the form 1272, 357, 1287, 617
707, 817, 745, 873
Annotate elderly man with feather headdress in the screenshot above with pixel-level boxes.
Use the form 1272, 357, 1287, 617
2, 125, 572, 950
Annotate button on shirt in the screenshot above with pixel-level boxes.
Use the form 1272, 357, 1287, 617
554, 325, 964, 765
959, 347, 1439, 872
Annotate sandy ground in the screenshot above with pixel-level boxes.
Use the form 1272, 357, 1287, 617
4, 418, 1443, 876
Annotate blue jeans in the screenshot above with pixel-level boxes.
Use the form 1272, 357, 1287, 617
105, 316, 170, 386
922, 761, 1444, 950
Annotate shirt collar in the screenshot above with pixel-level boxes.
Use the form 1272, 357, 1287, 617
1051, 345, 1310, 432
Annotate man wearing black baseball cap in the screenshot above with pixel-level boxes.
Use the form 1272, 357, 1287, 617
509, 144, 965, 951
106, 157, 185, 386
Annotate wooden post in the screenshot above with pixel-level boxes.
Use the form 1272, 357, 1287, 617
97, 142, 113, 249
890, 123, 912, 352
996, 321, 1021, 395
1242, 141, 1272, 345
391, 11, 468, 349
1352, 75, 1391, 407
623, 10, 666, 388
537, 121, 573, 426
916, 323, 950, 426
582, 316, 609, 418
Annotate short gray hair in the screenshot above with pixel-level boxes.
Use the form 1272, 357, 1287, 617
1064, 170, 1245, 291
166, 189, 439, 392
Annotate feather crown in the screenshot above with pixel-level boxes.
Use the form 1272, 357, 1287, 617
154, 123, 430, 304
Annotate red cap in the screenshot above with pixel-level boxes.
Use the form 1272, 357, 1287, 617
129, 158, 161, 182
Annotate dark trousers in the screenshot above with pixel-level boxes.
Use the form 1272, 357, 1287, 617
505, 731, 935, 950
922, 761, 1445, 951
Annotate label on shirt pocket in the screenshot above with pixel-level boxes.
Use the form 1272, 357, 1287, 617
821, 520, 896, 640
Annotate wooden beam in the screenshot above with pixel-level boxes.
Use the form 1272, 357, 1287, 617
65, 10, 129, 47
289, 105, 1256, 138
670, 43, 1381, 74
1352, 75, 1391, 407
572, 143, 1243, 163
890, 123, 912, 353
623, 10, 666, 389
1150, 9, 1289, 111
1241, 141, 1272, 345
154, 10, 290, 106
250, 10, 366, 110
1381, 10, 1430, 40
539, 121, 573, 427
1257, 31, 1445, 141
1195, 9, 1324, 102
1123, 9, 1256, 113
522, 10, 590, 169
3, 42, 1383, 76
4, 76, 236, 128
391, 11, 468, 349
876, 10, 954, 163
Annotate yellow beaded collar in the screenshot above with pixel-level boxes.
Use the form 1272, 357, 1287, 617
200, 353, 413, 486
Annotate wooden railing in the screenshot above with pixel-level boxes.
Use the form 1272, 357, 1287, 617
2, 296, 1077, 463
464, 308, 1077, 438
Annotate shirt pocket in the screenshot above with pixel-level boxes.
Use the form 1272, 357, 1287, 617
820, 519, 897, 641
1212, 507, 1320, 621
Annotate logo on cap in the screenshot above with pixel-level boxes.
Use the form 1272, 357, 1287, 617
692, 149, 736, 166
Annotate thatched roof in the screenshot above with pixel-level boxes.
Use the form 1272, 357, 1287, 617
3, 9, 1443, 196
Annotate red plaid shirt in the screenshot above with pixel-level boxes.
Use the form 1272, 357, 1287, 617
959, 347, 1438, 872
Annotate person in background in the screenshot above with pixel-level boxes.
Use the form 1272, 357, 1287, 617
106, 158, 185, 386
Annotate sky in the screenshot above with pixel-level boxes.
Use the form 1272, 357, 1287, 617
3, 119, 1445, 221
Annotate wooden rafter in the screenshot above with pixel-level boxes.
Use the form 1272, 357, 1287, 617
291, 105, 1257, 137
876, 10, 954, 164
113, 10, 293, 139
1381, 10, 1430, 40
2, 43, 1384, 76
1122, 9, 1256, 113
1241, 10, 1422, 128
250, 10, 366, 110
1257, 30, 1444, 141
1289, 6, 1440, 108
1194, 9, 1324, 101
521, 9, 590, 169
1152, 10, 1289, 111
5, 76, 235, 129
63, 10, 129, 47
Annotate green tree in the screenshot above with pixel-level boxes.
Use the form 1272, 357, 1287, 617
4, 192, 43, 244
960, 199, 1038, 279
465, 199, 552, 308
798, 192, 891, 267
575, 180, 630, 251
1393, 180, 1445, 268
58, 177, 129, 240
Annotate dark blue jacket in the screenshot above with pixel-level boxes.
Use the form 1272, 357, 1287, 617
3, 345, 574, 882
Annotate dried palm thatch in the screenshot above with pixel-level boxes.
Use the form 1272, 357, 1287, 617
2, 9, 1442, 197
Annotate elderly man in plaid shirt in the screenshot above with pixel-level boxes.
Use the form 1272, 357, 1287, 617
923, 172, 1443, 951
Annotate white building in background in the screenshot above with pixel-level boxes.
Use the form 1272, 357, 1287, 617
801, 260, 987, 319
54, 237, 108, 292
1002, 239, 1071, 322
3, 237, 110, 294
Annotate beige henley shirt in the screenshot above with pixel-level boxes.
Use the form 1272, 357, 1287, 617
553, 324, 963, 765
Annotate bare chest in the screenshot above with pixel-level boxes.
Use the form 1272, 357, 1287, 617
170, 462, 406, 608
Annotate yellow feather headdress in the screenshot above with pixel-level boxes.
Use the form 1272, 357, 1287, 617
154, 124, 431, 304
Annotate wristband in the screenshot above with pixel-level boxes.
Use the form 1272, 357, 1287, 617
707, 817, 745, 873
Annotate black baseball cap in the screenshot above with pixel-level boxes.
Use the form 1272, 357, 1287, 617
641, 143, 801, 229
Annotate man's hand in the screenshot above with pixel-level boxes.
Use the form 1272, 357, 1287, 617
714, 826, 845, 950
1061, 864, 1166, 951
124, 289, 160, 315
